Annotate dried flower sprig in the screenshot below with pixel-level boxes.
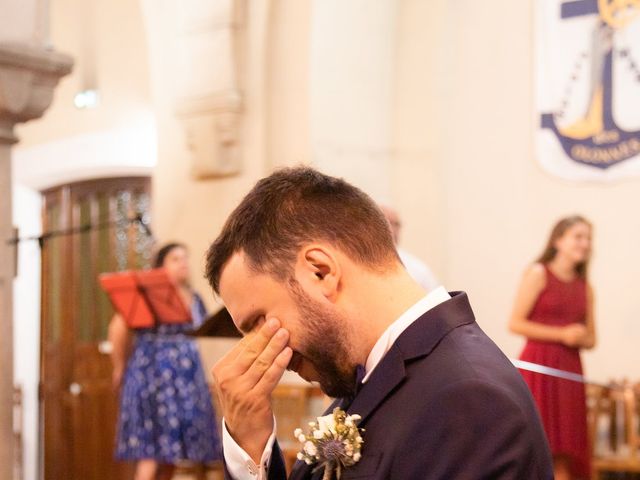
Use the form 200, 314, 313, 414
294, 407, 364, 480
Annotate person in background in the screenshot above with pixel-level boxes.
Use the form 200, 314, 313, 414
109, 242, 222, 480
380, 204, 439, 292
509, 215, 596, 480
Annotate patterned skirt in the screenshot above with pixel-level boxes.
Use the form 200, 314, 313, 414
115, 333, 222, 463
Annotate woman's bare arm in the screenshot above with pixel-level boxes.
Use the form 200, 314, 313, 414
108, 314, 131, 388
579, 283, 596, 349
508, 264, 579, 345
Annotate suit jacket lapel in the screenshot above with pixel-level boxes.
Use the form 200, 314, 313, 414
287, 462, 313, 480
346, 291, 475, 424
345, 345, 405, 423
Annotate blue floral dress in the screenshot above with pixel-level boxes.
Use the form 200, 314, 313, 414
115, 294, 222, 463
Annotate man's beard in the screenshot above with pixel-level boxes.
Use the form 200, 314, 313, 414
289, 283, 357, 398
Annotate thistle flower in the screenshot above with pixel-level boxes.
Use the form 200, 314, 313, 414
294, 407, 365, 480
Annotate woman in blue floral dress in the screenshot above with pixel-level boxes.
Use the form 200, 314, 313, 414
109, 243, 222, 480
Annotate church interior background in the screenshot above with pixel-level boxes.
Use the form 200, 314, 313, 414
1, 0, 640, 479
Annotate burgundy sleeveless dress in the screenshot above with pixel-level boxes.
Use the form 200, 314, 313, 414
518, 264, 590, 479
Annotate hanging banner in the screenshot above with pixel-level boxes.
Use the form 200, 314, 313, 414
536, 0, 640, 181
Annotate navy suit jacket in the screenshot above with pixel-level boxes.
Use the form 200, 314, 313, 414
230, 292, 553, 479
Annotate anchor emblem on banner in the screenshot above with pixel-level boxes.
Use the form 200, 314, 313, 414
540, 0, 640, 169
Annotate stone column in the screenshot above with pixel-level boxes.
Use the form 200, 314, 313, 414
309, 0, 398, 201
0, 41, 72, 479
141, 0, 246, 180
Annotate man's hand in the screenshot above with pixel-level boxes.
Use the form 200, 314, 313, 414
212, 318, 292, 463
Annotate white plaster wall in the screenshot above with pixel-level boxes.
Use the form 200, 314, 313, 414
13, 124, 156, 191
392, 0, 640, 383
440, 0, 640, 383
265, 0, 312, 170
309, 0, 397, 202
391, 0, 449, 284
15, 0, 154, 147
0, 0, 46, 44
12, 184, 42, 480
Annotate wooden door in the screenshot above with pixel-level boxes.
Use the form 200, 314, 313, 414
41, 177, 152, 480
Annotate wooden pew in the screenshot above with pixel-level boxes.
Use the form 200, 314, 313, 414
589, 381, 640, 479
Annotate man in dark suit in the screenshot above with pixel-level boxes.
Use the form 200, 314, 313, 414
205, 167, 552, 479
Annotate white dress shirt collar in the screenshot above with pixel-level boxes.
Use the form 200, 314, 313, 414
362, 286, 451, 383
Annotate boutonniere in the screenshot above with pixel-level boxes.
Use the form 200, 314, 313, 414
294, 407, 364, 480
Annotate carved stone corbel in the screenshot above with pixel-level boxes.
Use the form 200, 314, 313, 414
176, 90, 243, 178
0, 42, 73, 143
172, 0, 246, 179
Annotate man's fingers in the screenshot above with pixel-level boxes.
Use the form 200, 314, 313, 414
223, 338, 249, 363
253, 347, 292, 396
233, 318, 282, 369
212, 335, 253, 379
242, 328, 290, 388
217, 318, 280, 375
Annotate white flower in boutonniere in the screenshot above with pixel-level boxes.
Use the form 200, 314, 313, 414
294, 407, 364, 480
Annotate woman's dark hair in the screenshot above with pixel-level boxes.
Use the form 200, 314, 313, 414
153, 242, 187, 268
536, 215, 592, 279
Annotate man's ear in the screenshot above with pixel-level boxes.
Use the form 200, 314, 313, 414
295, 245, 341, 301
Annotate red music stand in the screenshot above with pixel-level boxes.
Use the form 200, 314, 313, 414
99, 268, 191, 329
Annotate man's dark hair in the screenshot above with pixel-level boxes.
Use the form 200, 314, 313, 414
205, 167, 399, 293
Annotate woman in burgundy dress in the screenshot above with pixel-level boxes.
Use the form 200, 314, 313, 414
509, 215, 596, 480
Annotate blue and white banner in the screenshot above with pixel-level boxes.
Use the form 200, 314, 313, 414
536, 0, 640, 181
